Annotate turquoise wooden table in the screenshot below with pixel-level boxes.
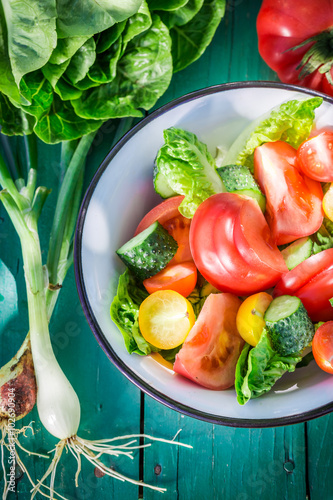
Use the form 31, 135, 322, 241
1, 1, 333, 499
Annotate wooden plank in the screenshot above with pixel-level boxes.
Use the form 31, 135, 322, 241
0, 136, 142, 499
307, 414, 333, 499
143, 399, 307, 500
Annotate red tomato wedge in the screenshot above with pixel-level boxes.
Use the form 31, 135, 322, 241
274, 248, 333, 322
190, 193, 287, 296
312, 322, 333, 374
173, 293, 244, 390
143, 262, 197, 297
233, 196, 288, 274
297, 132, 333, 182
134, 196, 192, 263
254, 141, 323, 245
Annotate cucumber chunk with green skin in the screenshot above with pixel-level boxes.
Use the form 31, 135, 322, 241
153, 162, 177, 198
281, 237, 313, 270
264, 295, 315, 355
216, 164, 266, 211
116, 221, 178, 281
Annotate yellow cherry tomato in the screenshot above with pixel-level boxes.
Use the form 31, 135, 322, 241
323, 183, 333, 221
236, 292, 273, 346
139, 290, 195, 349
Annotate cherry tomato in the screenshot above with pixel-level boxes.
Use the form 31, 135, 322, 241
322, 183, 333, 221
139, 290, 195, 350
312, 322, 333, 374
173, 293, 244, 390
190, 192, 287, 296
143, 262, 197, 297
254, 141, 323, 245
274, 248, 333, 322
297, 132, 333, 182
257, 1, 333, 96
236, 292, 273, 346
134, 196, 192, 263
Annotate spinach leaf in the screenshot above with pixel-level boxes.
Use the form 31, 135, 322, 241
1, 0, 57, 86
42, 60, 71, 88
170, 0, 226, 72
155, 127, 224, 218
0, 10, 28, 105
56, 0, 143, 38
54, 78, 83, 101
95, 21, 127, 54
110, 269, 158, 356
122, 0, 152, 49
33, 95, 102, 144
159, 0, 204, 28
71, 14, 173, 121
148, 0, 188, 11
65, 38, 97, 85
235, 330, 302, 405
0, 94, 35, 135
49, 36, 91, 65
86, 38, 123, 85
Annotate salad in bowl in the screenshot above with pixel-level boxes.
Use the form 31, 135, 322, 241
75, 83, 333, 426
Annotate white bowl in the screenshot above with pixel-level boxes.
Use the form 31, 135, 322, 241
74, 82, 333, 427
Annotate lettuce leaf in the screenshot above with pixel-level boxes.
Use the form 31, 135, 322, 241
224, 97, 323, 171
312, 218, 333, 254
235, 329, 302, 405
155, 127, 225, 218
110, 269, 157, 356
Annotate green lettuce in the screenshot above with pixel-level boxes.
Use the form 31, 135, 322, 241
155, 127, 225, 217
235, 330, 302, 405
312, 218, 333, 254
224, 97, 323, 171
110, 269, 156, 356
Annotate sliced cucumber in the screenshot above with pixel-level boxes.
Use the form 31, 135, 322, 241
116, 221, 178, 281
153, 163, 176, 198
281, 237, 313, 270
264, 295, 315, 355
216, 164, 266, 211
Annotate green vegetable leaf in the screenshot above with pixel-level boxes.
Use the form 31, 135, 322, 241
224, 97, 323, 171
56, 0, 143, 38
49, 36, 91, 65
159, 0, 204, 28
54, 78, 83, 101
110, 269, 158, 356
71, 14, 173, 121
235, 330, 302, 405
148, 0, 188, 11
65, 38, 97, 85
96, 21, 127, 54
33, 95, 102, 144
155, 127, 225, 218
0, 93, 35, 135
312, 218, 333, 254
122, 0, 152, 50
19, 72, 53, 119
42, 60, 71, 88
1, 0, 57, 86
0, 14, 28, 105
170, 0, 226, 72
86, 37, 123, 85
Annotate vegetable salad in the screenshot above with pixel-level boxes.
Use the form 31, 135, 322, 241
111, 96, 333, 405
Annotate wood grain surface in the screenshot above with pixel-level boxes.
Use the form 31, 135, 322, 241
1, 1, 332, 499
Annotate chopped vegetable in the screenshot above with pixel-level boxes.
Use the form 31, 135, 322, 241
143, 261, 197, 297
236, 292, 273, 346
264, 295, 315, 355
235, 329, 302, 405
312, 321, 333, 374
139, 290, 195, 349
155, 127, 225, 217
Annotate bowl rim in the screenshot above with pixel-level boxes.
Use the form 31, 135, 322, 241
74, 80, 333, 428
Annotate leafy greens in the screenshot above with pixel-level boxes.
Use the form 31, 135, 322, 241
0, 0, 226, 144
223, 97, 323, 171
155, 127, 225, 217
235, 330, 302, 405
